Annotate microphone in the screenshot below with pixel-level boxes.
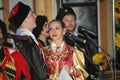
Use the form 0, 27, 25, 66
6, 33, 29, 41
65, 32, 87, 44
78, 26, 97, 38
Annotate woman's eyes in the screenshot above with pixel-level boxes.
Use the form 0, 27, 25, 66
49, 27, 60, 31
55, 27, 60, 30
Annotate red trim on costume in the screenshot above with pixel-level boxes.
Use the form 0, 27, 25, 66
1, 47, 31, 80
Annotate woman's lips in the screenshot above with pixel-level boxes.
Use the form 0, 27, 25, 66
52, 34, 57, 37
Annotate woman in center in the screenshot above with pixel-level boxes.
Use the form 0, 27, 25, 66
42, 19, 89, 80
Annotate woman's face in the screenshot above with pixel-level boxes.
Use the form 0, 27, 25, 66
49, 21, 66, 42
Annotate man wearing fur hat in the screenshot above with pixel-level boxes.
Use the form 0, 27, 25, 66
56, 7, 79, 48
56, 7, 76, 34
8, 2, 49, 80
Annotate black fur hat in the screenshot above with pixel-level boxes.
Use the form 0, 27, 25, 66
8, 2, 30, 27
56, 7, 76, 20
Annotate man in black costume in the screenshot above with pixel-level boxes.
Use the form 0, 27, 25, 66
8, 2, 49, 80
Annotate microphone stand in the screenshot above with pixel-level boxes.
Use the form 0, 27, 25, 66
83, 33, 113, 68
68, 37, 106, 80
82, 32, 113, 79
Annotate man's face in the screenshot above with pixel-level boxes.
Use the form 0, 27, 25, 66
62, 14, 76, 32
23, 10, 37, 31
41, 22, 49, 38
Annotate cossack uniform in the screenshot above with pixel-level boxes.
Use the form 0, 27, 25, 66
0, 47, 30, 80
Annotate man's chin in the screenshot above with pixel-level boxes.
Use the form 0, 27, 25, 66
67, 29, 75, 33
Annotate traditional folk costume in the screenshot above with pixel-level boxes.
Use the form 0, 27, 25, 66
8, 1, 48, 80
42, 41, 89, 80
14, 28, 49, 80
0, 46, 30, 80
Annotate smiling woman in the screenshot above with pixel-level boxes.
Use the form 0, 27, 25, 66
42, 19, 89, 80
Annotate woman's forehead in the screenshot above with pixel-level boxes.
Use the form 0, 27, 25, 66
50, 21, 60, 25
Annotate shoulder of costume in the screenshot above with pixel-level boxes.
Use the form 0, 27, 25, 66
3, 46, 19, 54
66, 43, 75, 50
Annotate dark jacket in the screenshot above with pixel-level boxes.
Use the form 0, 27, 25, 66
14, 36, 49, 80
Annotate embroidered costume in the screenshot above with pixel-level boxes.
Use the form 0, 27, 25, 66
42, 42, 88, 80
0, 47, 30, 80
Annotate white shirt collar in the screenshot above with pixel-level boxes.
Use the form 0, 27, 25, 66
16, 28, 38, 44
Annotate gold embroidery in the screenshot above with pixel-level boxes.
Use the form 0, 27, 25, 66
6, 61, 16, 71
4, 57, 16, 79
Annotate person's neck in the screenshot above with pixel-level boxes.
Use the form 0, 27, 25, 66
19, 27, 32, 32
39, 35, 46, 42
67, 29, 75, 34
53, 39, 63, 47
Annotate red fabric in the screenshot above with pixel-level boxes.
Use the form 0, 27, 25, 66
1, 47, 31, 80
43, 44, 74, 74
0, 50, 11, 80
0, 73, 8, 80
11, 49, 31, 80
8, 3, 18, 19
1, 47, 14, 80
38, 43, 43, 48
